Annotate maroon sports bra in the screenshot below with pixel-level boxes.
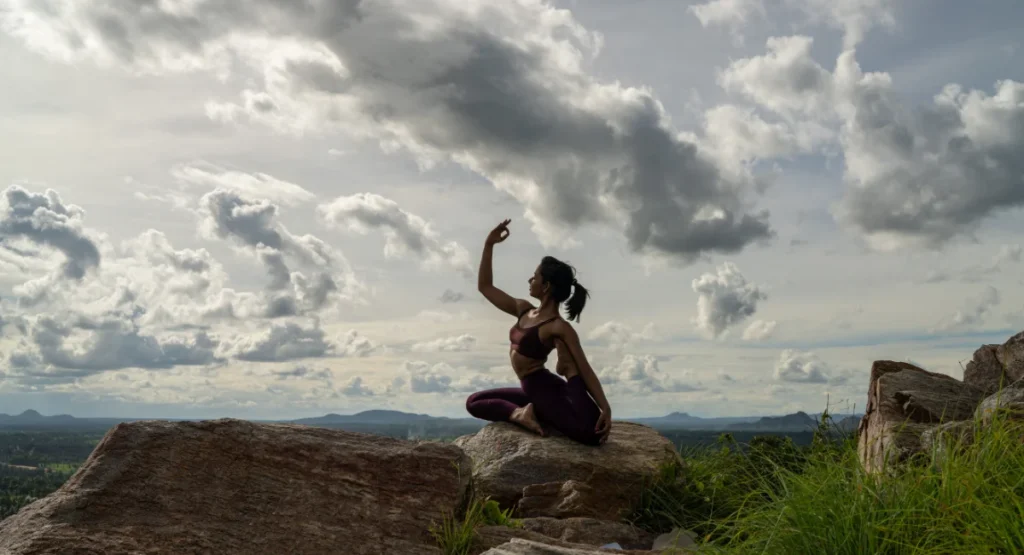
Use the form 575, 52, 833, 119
509, 307, 559, 361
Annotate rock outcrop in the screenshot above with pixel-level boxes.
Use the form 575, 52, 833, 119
857, 360, 986, 473
0, 419, 471, 555
454, 421, 681, 520
964, 331, 1024, 397
858, 330, 1024, 473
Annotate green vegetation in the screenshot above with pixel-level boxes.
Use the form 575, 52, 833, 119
429, 497, 523, 555
630, 410, 1024, 555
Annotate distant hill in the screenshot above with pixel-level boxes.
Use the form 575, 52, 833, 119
727, 411, 818, 432
624, 412, 761, 430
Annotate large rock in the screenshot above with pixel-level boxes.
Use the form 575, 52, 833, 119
963, 331, 1024, 397
858, 361, 986, 473
975, 378, 1024, 425
454, 422, 680, 520
0, 419, 470, 555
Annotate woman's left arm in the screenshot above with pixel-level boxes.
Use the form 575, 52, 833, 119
552, 321, 610, 412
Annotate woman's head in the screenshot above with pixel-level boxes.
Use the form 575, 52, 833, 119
528, 256, 590, 322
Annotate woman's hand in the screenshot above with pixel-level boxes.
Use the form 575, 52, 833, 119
595, 406, 612, 443
485, 219, 511, 246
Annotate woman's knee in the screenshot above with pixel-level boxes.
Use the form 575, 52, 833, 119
465, 393, 480, 415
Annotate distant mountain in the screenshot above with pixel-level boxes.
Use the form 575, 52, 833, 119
727, 411, 818, 432
0, 409, 75, 421
624, 412, 761, 430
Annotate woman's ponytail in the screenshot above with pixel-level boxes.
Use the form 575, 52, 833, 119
565, 279, 589, 322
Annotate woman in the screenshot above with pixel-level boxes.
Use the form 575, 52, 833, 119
465, 219, 612, 446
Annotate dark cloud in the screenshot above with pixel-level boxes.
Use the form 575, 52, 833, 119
0, 186, 100, 281
4, 0, 775, 263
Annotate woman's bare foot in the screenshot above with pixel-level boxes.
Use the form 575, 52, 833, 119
510, 403, 545, 436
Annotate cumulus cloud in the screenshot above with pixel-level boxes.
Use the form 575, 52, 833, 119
773, 349, 831, 383
410, 334, 477, 353
336, 329, 379, 357
197, 188, 362, 316
598, 354, 702, 394
340, 376, 376, 396
7, 312, 221, 383
222, 321, 333, 362
742, 319, 777, 341
1, 0, 774, 263
586, 321, 657, 352
692, 262, 768, 339
394, 361, 515, 394
0, 185, 101, 289
318, 193, 472, 276
720, 36, 1024, 251
172, 162, 316, 206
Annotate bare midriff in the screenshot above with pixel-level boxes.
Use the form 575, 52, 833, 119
510, 341, 579, 380
510, 349, 546, 380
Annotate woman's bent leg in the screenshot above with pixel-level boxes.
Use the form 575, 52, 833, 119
521, 370, 603, 445
465, 387, 529, 422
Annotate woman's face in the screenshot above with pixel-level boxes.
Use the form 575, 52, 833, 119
528, 265, 546, 300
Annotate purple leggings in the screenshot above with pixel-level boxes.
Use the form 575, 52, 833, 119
465, 369, 603, 446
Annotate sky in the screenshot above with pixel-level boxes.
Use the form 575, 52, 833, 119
0, 0, 1022, 420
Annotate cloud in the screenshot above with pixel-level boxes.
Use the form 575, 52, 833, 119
690, 0, 764, 29
274, 365, 333, 381
742, 319, 777, 341
318, 193, 472, 276
410, 334, 477, 353
7, 312, 221, 383
0, 185, 101, 286
692, 262, 768, 339
222, 321, 333, 362
395, 361, 515, 394
785, 0, 897, 49
718, 36, 836, 120
721, 37, 1024, 252
340, 376, 376, 396
335, 329, 379, 357
439, 289, 464, 304
586, 321, 657, 352
598, 354, 702, 394
1, 0, 774, 264
919, 244, 1022, 284
197, 188, 363, 316
171, 162, 316, 206
773, 349, 831, 383
933, 286, 1000, 332
693, 0, 896, 48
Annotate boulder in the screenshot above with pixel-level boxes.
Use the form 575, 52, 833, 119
920, 420, 976, 468
0, 419, 471, 555
975, 378, 1024, 425
516, 480, 610, 520
858, 361, 986, 473
479, 537, 657, 554
963, 331, 1024, 397
454, 421, 681, 520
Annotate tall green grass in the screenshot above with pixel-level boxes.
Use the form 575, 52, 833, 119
631, 409, 1024, 555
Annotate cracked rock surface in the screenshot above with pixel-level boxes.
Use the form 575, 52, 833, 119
0, 418, 471, 555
